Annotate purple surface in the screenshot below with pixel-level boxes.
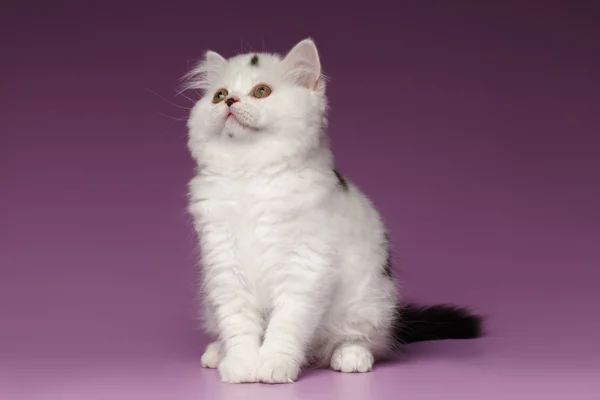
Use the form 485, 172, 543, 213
2, 1, 599, 399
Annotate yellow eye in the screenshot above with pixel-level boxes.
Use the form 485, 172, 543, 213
212, 88, 228, 103
252, 84, 272, 99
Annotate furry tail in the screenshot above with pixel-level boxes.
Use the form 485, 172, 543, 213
393, 303, 483, 345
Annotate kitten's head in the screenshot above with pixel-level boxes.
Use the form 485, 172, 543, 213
183, 39, 328, 169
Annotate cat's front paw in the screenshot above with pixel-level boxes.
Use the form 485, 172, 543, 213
217, 346, 260, 383
257, 351, 301, 384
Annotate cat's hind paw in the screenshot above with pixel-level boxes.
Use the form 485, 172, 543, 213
201, 341, 222, 369
330, 342, 374, 373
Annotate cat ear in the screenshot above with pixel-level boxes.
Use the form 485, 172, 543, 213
181, 50, 227, 91
281, 38, 321, 90
203, 51, 227, 79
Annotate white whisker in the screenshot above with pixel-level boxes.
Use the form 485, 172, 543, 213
145, 88, 191, 110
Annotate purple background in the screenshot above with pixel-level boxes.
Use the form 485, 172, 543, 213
2, 1, 599, 399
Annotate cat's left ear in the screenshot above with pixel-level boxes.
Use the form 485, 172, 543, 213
281, 38, 321, 90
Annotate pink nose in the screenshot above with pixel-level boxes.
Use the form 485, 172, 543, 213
225, 96, 239, 107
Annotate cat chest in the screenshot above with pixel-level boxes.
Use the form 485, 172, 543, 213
189, 176, 310, 273
197, 197, 291, 306
190, 177, 303, 227
194, 193, 295, 258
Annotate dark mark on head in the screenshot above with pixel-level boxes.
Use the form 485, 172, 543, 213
250, 54, 259, 66
333, 169, 348, 191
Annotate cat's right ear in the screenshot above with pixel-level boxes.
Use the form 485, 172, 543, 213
181, 50, 227, 92
203, 51, 227, 80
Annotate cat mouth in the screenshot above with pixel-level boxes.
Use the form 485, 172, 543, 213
226, 112, 242, 125
223, 108, 260, 135
225, 112, 255, 131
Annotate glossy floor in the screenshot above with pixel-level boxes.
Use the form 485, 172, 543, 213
4, 333, 598, 400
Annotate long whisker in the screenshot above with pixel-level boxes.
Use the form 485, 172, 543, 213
177, 90, 196, 104
157, 113, 188, 122
145, 88, 191, 111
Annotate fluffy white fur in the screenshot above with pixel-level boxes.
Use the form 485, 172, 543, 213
186, 39, 399, 383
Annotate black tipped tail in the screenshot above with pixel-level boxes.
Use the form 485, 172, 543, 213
393, 303, 483, 345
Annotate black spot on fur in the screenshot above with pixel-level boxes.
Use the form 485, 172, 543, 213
250, 54, 259, 66
333, 169, 348, 191
383, 233, 393, 277
392, 303, 483, 345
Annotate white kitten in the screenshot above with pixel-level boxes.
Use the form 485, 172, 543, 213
184, 38, 482, 384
